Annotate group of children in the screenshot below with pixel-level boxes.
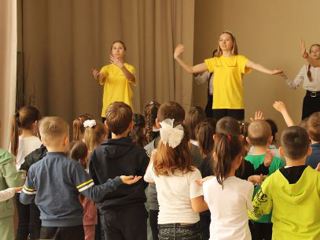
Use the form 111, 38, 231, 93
1, 98, 320, 240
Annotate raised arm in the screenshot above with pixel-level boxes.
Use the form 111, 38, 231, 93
273, 101, 295, 127
110, 55, 136, 84
174, 44, 208, 74
246, 60, 287, 78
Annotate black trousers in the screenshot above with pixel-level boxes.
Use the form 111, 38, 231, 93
16, 194, 41, 240
200, 211, 210, 240
149, 209, 159, 240
212, 109, 244, 121
40, 225, 84, 240
100, 204, 147, 240
205, 94, 214, 118
249, 221, 272, 240
302, 92, 320, 120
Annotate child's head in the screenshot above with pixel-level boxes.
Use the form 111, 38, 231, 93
184, 106, 206, 140
130, 113, 147, 147
265, 119, 278, 145
83, 119, 108, 152
153, 101, 192, 176
196, 118, 216, 157
280, 126, 310, 160
69, 141, 88, 169
247, 120, 272, 147
215, 116, 240, 135
105, 102, 133, 136
72, 113, 93, 141
11, 105, 41, 155
39, 117, 69, 151
110, 40, 126, 59
217, 31, 238, 56
144, 100, 160, 143
157, 101, 185, 123
306, 112, 320, 142
214, 133, 243, 186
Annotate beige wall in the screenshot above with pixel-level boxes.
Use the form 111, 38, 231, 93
194, 0, 320, 136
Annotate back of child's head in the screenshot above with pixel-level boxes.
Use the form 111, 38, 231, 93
154, 101, 192, 176
144, 100, 160, 143
215, 116, 240, 135
11, 105, 41, 155
69, 141, 88, 169
280, 126, 310, 160
39, 117, 69, 147
266, 119, 278, 144
83, 119, 108, 152
130, 113, 147, 147
196, 118, 216, 157
72, 113, 93, 141
248, 120, 272, 147
214, 133, 243, 186
306, 112, 320, 142
184, 106, 206, 140
157, 101, 185, 123
105, 102, 133, 135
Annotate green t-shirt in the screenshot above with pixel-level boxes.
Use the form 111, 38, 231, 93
245, 153, 285, 223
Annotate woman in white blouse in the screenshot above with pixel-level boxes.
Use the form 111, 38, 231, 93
289, 43, 320, 119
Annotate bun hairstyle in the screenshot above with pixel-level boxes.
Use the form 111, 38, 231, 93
11, 106, 41, 155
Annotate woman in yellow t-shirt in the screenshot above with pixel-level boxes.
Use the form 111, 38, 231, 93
174, 31, 286, 121
92, 40, 136, 120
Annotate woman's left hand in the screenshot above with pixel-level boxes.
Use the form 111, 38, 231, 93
110, 55, 124, 68
271, 69, 287, 79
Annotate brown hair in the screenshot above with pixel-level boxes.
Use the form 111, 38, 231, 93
105, 102, 133, 135
184, 106, 206, 140
72, 113, 93, 141
214, 133, 243, 186
248, 120, 272, 146
196, 119, 216, 157
39, 117, 69, 147
306, 112, 320, 142
144, 100, 160, 143
10, 106, 41, 155
153, 101, 193, 176
69, 141, 88, 169
216, 31, 239, 57
306, 44, 320, 82
110, 40, 127, 51
130, 113, 147, 147
216, 117, 240, 135
280, 126, 310, 160
83, 120, 108, 152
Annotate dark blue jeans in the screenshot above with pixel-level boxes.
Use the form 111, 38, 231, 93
158, 222, 202, 240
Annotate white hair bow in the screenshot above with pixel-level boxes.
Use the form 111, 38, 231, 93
160, 119, 184, 148
83, 119, 96, 128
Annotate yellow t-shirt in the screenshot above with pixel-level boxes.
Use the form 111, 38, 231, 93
204, 55, 250, 109
99, 63, 135, 117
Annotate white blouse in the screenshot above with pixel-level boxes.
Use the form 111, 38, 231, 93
288, 65, 320, 91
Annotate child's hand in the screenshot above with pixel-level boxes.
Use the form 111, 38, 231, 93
13, 187, 23, 192
273, 101, 287, 113
195, 176, 214, 186
174, 44, 185, 59
120, 175, 142, 185
110, 55, 124, 68
263, 149, 273, 167
271, 69, 287, 79
300, 39, 308, 59
250, 111, 264, 121
248, 174, 266, 185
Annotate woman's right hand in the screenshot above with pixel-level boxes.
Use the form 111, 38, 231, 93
92, 68, 101, 80
174, 44, 185, 59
